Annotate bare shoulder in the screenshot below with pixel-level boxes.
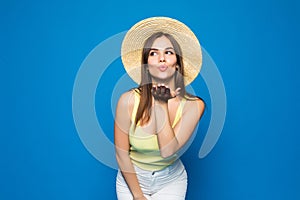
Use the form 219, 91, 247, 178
116, 89, 136, 111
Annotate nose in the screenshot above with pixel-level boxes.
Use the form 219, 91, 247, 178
159, 52, 165, 62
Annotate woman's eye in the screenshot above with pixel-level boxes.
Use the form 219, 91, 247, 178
149, 51, 157, 56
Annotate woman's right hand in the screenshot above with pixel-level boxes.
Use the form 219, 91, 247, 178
151, 84, 181, 103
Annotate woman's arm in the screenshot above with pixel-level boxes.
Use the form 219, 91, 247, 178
153, 87, 205, 158
114, 91, 146, 200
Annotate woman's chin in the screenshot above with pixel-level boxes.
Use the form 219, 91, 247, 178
150, 75, 175, 84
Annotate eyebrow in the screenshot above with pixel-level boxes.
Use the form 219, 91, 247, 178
150, 47, 174, 51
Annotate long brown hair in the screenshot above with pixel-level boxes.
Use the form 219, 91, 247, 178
134, 32, 189, 126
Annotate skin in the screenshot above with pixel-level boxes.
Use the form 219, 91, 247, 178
114, 36, 205, 200
147, 36, 178, 88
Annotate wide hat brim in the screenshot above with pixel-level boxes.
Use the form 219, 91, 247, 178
121, 16, 202, 86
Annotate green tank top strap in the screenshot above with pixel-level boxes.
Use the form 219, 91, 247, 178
131, 89, 140, 123
172, 98, 186, 128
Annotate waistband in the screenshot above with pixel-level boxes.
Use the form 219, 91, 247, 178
133, 159, 184, 177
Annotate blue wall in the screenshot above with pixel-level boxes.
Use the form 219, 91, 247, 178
1, 0, 299, 199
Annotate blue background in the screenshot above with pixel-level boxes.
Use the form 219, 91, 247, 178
1, 0, 299, 199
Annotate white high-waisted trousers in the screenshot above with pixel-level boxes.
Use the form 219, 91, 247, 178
116, 159, 187, 200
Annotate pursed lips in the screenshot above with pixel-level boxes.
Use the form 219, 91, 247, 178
158, 65, 168, 72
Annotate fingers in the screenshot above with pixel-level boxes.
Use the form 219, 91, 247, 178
152, 84, 177, 102
165, 87, 171, 96
157, 85, 161, 95
160, 85, 165, 94
174, 87, 181, 97
151, 85, 157, 96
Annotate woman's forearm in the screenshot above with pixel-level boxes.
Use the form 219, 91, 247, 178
154, 101, 179, 158
116, 152, 144, 198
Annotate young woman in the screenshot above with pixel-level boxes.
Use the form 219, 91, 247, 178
114, 17, 205, 200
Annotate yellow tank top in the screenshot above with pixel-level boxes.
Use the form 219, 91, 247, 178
129, 90, 186, 171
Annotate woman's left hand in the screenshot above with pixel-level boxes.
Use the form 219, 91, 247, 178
151, 84, 181, 103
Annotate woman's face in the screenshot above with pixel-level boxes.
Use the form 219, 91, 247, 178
147, 36, 177, 83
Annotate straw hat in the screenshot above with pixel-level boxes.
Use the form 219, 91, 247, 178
121, 16, 202, 86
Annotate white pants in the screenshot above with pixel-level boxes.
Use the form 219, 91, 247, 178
116, 159, 187, 200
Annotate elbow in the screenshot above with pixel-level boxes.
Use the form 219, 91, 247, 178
159, 140, 179, 158
160, 149, 176, 158
161, 153, 173, 159
159, 141, 180, 158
